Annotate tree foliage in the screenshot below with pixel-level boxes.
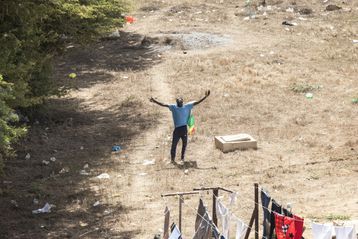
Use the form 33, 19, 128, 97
0, 0, 128, 166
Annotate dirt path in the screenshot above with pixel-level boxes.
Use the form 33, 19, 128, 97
119, 63, 174, 236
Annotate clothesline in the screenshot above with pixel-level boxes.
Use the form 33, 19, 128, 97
164, 194, 271, 239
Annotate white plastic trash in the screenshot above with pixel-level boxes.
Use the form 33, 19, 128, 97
143, 160, 155, 166
79, 170, 90, 176
96, 173, 110, 179
32, 203, 53, 214
25, 153, 31, 160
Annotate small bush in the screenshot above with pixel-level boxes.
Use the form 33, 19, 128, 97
290, 83, 321, 93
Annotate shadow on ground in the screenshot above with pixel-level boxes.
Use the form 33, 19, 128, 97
0, 31, 161, 238
55, 31, 163, 90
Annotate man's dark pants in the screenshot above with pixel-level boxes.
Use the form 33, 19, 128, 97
171, 125, 188, 161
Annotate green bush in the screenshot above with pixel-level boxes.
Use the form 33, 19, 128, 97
0, 0, 128, 170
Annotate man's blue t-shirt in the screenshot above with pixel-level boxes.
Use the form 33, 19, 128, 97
169, 102, 194, 128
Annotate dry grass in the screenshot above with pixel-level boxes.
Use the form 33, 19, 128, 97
1, 0, 357, 238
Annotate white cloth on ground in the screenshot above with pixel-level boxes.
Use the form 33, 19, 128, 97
335, 225, 356, 239
312, 223, 333, 239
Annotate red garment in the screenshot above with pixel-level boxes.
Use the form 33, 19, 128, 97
293, 215, 304, 239
274, 212, 296, 239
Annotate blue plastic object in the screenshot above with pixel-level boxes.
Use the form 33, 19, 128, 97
112, 145, 121, 152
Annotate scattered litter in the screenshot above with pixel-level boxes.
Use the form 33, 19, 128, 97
269, 51, 275, 55
224, 93, 230, 97
305, 93, 313, 99
79, 170, 90, 176
143, 160, 155, 166
298, 17, 307, 21
112, 145, 121, 152
96, 173, 110, 179
104, 209, 112, 215
121, 76, 129, 79
109, 29, 121, 38
10, 200, 19, 208
286, 7, 294, 13
33, 198, 39, 204
282, 21, 297, 26
50, 157, 56, 162
83, 164, 89, 169
32, 203, 54, 214
352, 98, 358, 104
80, 146, 84, 150
68, 73, 77, 79
66, 45, 74, 49
25, 153, 31, 160
184, 169, 189, 175
285, 27, 290, 31
260, 54, 265, 57
3, 181, 12, 184
79, 221, 88, 227
353, 40, 358, 44
59, 167, 69, 174
138, 173, 147, 176
93, 201, 100, 207
125, 16, 135, 24
42, 160, 50, 165
326, 5, 341, 11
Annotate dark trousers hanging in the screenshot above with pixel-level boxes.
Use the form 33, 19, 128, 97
261, 190, 271, 239
269, 200, 282, 239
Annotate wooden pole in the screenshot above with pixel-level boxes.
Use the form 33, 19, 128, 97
254, 183, 259, 239
161, 191, 199, 232
244, 183, 259, 239
193, 187, 234, 227
161, 191, 200, 197
213, 188, 219, 226
179, 195, 183, 231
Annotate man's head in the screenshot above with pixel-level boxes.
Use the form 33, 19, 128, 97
176, 97, 183, 107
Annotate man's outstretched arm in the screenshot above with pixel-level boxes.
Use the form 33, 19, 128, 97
193, 90, 210, 106
149, 97, 170, 108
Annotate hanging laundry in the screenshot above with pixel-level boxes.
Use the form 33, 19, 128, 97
169, 223, 182, 239
335, 225, 356, 239
283, 208, 293, 218
164, 206, 170, 239
193, 199, 212, 239
229, 192, 238, 206
216, 199, 230, 239
212, 223, 225, 239
312, 223, 333, 239
235, 217, 249, 239
261, 189, 271, 239
292, 215, 304, 239
274, 212, 296, 239
269, 199, 282, 239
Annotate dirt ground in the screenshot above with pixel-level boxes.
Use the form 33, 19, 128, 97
0, 0, 357, 238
